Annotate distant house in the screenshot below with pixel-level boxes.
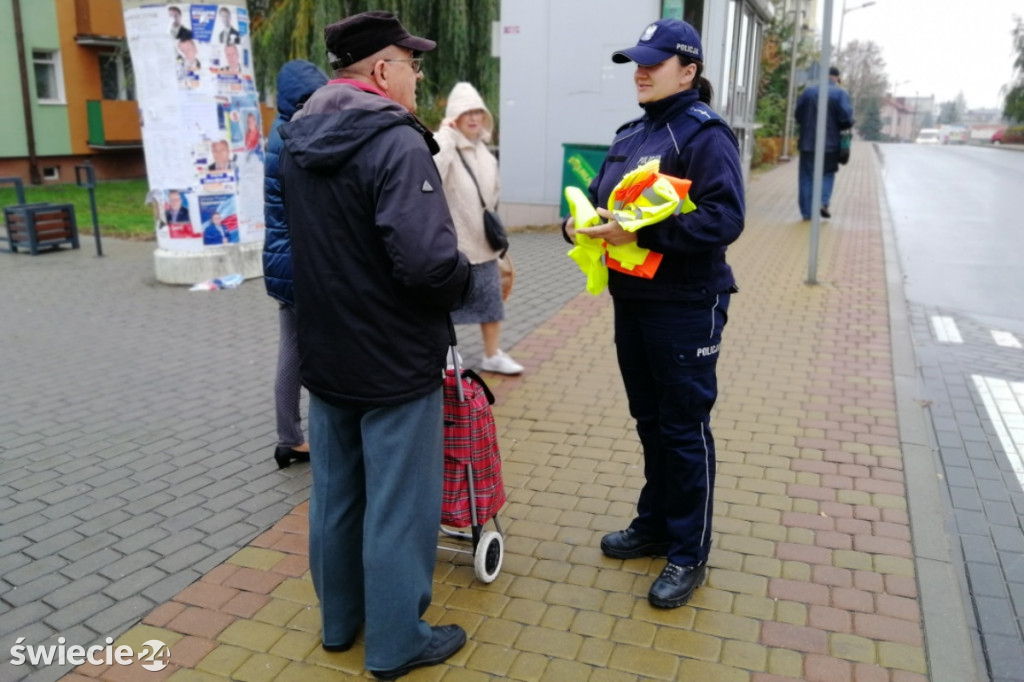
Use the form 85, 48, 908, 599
0, 0, 143, 184
880, 97, 916, 142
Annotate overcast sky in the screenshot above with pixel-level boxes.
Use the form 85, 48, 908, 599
824, 0, 1022, 110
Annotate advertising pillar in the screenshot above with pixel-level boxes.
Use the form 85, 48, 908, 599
122, 0, 264, 284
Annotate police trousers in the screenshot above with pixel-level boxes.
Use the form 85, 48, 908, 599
613, 294, 729, 567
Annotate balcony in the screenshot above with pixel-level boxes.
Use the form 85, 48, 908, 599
74, 0, 126, 41
86, 100, 141, 148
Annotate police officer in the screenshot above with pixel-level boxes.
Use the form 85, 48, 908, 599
564, 18, 744, 609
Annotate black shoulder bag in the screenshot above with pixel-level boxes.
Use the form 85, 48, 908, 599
456, 149, 508, 255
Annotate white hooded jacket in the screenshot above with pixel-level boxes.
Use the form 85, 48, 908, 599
434, 82, 501, 264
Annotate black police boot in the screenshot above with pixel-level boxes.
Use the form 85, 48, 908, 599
600, 528, 670, 560
648, 563, 707, 609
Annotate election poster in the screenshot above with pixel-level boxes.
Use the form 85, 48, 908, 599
122, 0, 264, 253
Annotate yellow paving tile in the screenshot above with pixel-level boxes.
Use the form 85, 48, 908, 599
232, 653, 290, 682
217, 621, 287, 653
228, 547, 288, 571
195, 644, 251, 676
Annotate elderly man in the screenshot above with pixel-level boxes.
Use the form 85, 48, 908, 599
278, 11, 470, 680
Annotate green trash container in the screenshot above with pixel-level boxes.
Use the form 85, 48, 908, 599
559, 143, 609, 217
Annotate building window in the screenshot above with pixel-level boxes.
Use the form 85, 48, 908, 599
33, 50, 65, 103
43, 166, 60, 181
100, 50, 135, 101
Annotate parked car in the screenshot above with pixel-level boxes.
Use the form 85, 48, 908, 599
915, 128, 941, 145
992, 126, 1024, 145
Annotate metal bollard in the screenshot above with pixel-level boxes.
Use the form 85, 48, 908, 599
74, 161, 103, 257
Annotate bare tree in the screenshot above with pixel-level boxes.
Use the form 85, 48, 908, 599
836, 39, 888, 131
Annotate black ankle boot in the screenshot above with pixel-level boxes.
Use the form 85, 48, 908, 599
648, 563, 706, 608
600, 528, 670, 559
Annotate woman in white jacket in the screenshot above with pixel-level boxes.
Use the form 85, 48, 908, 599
434, 82, 523, 375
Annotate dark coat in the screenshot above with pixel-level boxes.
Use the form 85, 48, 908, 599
262, 60, 328, 306
278, 82, 470, 407
590, 89, 745, 301
795, 81, 854, 152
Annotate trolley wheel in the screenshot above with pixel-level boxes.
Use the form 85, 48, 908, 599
473, 531, 504, 583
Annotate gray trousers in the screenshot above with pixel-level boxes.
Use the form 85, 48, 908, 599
307, 388, 444, 671
275, 304, 304, 447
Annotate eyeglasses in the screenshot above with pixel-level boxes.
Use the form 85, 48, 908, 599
381, 58, 423, 73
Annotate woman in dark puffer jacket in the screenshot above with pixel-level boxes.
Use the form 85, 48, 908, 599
262, 60, 328, 468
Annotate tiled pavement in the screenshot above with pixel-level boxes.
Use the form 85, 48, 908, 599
1, 143, 980, 681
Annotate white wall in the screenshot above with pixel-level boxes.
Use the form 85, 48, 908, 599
498, 0, 659, 225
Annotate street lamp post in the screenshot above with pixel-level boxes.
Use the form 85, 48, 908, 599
837, 0, 876, 53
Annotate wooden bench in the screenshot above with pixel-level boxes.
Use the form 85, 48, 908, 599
3, 203, 79, 255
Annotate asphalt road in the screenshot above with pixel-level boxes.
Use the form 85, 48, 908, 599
879, 142, 1024, 682
881, 143, 1024, 335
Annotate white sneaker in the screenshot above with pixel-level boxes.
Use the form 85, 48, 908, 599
480, 350, 523, 375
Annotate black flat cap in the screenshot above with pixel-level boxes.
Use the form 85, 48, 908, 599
324, 11, 435, 70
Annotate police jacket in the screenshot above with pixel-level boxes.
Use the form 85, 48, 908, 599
795, 82, 854, 153
589, 88, 744, 301
262, 60, 328, 306
278, 81, 470, 407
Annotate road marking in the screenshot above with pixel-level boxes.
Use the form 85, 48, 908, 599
931, 316, 963, 344
972, 375, 1024, 488
992, 331, 1023, 349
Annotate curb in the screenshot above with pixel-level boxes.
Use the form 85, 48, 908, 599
874, 142, 986, 682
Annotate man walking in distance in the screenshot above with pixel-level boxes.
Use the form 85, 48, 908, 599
277, 11, 470, 680
795, 66, 854, 220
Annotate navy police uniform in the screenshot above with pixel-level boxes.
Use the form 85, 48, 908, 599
587, 87, 744, 568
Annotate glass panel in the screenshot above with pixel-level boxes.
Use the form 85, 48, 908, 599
721, 0, 737, 117
123, 50, 136, 100
100, 54, 119, 99
735, 8, 750, 119
34, 64, 56, 100
32, 51, 58, 101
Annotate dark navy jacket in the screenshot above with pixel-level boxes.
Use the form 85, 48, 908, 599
278, 82, 470, 407
589, 89, 744, 301
795, 82, 854, 153
262, 60, 328, 306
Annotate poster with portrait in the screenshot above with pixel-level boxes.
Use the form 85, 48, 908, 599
122, 0, 264, 252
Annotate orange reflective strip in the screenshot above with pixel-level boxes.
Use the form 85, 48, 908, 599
613, 171, 657, 206
657, 174, 692, 200
607, 251, 663, 279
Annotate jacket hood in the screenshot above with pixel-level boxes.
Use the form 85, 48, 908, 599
442, 82, 493, 139
279, 82, 435, 171
276, 60, 328, 120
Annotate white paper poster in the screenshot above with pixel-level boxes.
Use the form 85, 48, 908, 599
123, 1, 264, 252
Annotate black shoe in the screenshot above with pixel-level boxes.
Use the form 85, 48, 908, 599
820, 206, 831, 218
370, 624, 466, 680
600, 528, 670, 559
648, 563, 707, 609
274, 445, 310, 469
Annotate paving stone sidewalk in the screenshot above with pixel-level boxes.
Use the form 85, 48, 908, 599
2, 143, 974, 681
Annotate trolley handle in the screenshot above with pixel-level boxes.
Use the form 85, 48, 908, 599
447, 315, 465, 402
